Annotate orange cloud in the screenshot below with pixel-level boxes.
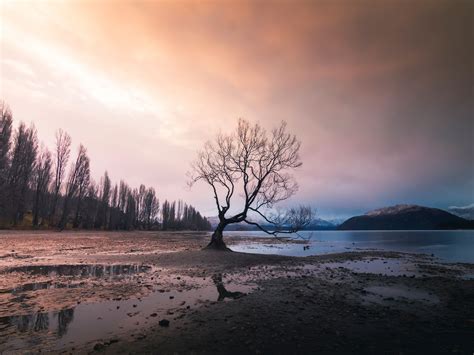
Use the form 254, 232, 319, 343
1, 0, 472, 216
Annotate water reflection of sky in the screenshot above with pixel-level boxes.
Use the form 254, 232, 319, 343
228, 230, 474, 263
0, 270, 255, 352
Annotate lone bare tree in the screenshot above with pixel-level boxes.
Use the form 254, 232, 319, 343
189, 119, 312, 250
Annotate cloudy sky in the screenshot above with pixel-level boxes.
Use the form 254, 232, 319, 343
1, 0, 472, 219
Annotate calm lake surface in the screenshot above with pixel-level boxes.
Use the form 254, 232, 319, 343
228, 230, 474, 263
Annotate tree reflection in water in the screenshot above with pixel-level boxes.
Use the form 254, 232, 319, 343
1, 308, 74, 336
57, 308, 74, 336
33, 312, 49, 332
212, 274, 245, 301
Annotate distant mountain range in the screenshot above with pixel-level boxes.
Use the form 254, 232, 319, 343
338, 204, 474, 230
206, 204, 474, 231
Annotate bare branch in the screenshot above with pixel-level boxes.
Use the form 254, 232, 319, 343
245, 205, 313, 235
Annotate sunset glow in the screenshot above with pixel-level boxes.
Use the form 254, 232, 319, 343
0, 1, 473, 353
1, 0, 472, 218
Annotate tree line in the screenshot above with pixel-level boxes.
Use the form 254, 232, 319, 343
0, 102, 211, 231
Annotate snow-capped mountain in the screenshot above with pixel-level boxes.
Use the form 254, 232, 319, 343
365, 204, 421, 217
448, 204, 474, 220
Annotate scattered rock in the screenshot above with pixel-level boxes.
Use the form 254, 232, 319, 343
93, 342, 105, 351
159, 319, 170, 327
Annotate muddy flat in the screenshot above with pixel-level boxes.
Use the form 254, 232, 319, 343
0, 231, 473, 354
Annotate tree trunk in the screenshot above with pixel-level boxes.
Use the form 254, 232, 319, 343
205, 222, 231, 251
32, 189, 40, 227
73, 199, 82, 228
58, 198, 70, 231
49, 192, 59, 227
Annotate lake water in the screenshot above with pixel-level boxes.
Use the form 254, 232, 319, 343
228, 230, 474, 263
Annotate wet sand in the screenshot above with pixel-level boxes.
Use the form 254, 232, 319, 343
0, 231, 473, 354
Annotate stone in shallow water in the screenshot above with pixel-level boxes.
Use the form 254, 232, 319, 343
159, 319, 170, 327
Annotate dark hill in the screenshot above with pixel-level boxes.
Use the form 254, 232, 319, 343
338, 204, 474, 230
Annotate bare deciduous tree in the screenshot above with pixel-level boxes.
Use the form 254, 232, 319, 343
0, 102, 210, 231
97, 171, 111, 229
50, 129, 71, 225
125, 188, 137, 230
33, 144, 53, 226
7, 123, 38, 224
0, 102, 13, 217
143, 187, 159, 229
59, 144, 89, 229
136, 184, 146, 225
108, 183, 119, 229
83, 180, 99, 228
189, 119, 312, 250
72, 150, 91, 228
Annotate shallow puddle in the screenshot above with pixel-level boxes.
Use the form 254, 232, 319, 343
0, 267, 256, 352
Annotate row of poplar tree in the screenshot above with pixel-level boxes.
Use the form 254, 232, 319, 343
0, 102, 211, 231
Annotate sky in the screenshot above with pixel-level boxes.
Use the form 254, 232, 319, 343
1, 0, 473, 219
